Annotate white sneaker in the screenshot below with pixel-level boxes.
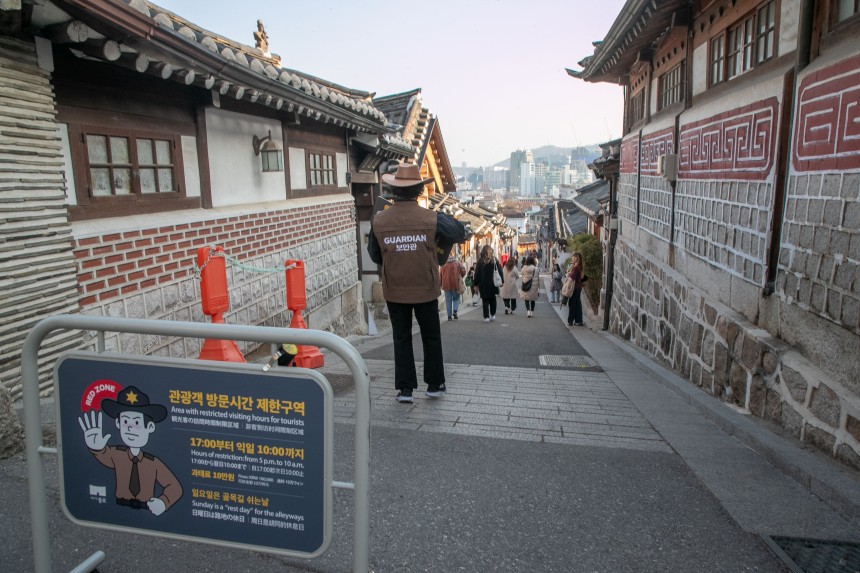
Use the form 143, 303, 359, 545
490, 315, 496, 321
484, 318, 490, 323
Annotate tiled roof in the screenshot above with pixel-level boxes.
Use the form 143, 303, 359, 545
562, 207, 589, 235
571, 180, 610, 217
30, 0, 411, 140
566, 0, 690, 83
374, 89, 456, 192
427, 193, 509, 238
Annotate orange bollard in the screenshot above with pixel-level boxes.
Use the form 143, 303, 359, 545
197, 246, 246, 363
285, 260, 324, 368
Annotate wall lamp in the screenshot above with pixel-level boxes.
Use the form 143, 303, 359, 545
252, 130, 284, 172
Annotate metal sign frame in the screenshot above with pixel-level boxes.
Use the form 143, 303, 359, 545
22, 315, 372, 573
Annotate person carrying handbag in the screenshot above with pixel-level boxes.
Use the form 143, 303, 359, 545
519, 256, 540, 317
474, 245, 503, 323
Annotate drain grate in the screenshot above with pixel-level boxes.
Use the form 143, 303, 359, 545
763, 535, 860, 573
539, 355, 599, 368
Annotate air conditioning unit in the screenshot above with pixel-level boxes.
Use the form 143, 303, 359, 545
657, 153, 679, 182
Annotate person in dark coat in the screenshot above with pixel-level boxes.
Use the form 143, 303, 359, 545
474, 244, 504, 323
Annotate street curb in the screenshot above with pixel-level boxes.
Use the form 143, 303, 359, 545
599, 330, 860, 529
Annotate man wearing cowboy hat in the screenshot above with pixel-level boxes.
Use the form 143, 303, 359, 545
368, 163, 468, 403
78, 385, 183, 516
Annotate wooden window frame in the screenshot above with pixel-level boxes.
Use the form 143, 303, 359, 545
67, 123, 192, 220
628, 89, 646, 128
756, 1, 777, 64
708, 0, 777, 87
658, 63, 685, 111
305, 149, 338, 191
710, 36, 725, 86
833, 0, 860, 25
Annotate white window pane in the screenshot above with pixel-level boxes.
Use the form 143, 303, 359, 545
140, 168, 156, 193
87, 135, 108, 164
158, 168, 173, 192
91, 168, 110, 195
114, 168, 131, 194
838, 0, 857, 20
155, 140, 171, 165
137, 139, 153, 165
110, 137, 129, 164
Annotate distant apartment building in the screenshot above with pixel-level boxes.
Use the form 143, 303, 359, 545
484, 166, 509, 191
520, 161, 536, 196
509, 149, 534, 191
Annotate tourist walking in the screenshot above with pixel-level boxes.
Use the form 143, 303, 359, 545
549, 263, 563, 303
500, 257, 520, 314
367, 164, 468, 403
474, 245, 503, 323
519, 256, 540, 317
567, 252, 585, 327
440, 253, 466, 321
467, 263, 478, 305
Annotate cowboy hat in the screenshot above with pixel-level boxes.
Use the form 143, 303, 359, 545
101, 385, 168, 423
381, 163, 434, 188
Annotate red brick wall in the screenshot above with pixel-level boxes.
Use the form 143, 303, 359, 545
73, 200, 355, 308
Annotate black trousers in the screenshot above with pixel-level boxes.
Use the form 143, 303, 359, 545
481, 295, 497, 319
567, 288, 583, 324
387, 300, 445, 390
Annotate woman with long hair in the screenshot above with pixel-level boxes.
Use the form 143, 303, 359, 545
519, 256, 540, 317
499, 257, 520, 314
474, 245, 503, 322
549, 262, 563, 303
567, 252, 585, 326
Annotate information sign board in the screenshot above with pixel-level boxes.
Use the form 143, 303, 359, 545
54, 352, 333, 557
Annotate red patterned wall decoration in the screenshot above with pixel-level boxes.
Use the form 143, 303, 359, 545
792, 54, 860, 172
639, 127, 676, 176
621, 135, 639, 175
679, 98, 778, 180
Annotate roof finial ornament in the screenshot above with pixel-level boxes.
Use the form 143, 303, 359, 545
254, 19, 269, 55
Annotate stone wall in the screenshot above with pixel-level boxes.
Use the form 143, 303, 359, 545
676, 179, 773, 285
611, 239, 860, 469
608, 72, 860, 469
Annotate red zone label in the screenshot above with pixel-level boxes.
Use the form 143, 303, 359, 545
792, 54, 860, 172
679, 98, 778, 180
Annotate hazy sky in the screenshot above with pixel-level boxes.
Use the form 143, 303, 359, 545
153, 0, 626, 167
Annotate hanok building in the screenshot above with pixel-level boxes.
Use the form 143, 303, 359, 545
0, 0, 414, 401
569, 0, 860, 466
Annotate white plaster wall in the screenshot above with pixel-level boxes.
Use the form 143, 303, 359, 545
205, 108, 285, 207
692, 42, 709, 97
336, 152, 347, 187
779, 0, 800, 57
289, 147, 306, 190
180, 135, 200, 198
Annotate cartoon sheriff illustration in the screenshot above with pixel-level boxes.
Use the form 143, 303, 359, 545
78, 385, 182, 516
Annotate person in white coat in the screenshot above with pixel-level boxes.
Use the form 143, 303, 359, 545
519, 256, 540, 317
499, 257, 520, 314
